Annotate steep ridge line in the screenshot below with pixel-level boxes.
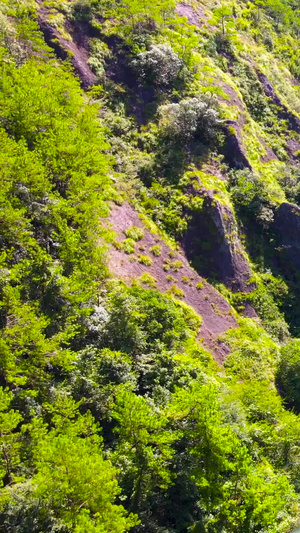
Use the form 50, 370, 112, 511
36, 3, 97, 88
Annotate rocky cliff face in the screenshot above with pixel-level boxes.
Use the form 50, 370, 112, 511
34, 0, 300, 347
274, 203, 300, 273
182, 190, 254, 292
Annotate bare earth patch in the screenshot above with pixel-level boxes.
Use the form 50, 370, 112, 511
108, 202, 238, 363
37, 4, 97, 89
176, 2, 209, 27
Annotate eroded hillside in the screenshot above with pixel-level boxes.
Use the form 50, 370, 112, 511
35, 0, 300, 341
1, 0, 300, 531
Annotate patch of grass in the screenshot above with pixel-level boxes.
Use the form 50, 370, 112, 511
137, 254, 152, 265
150, 245, 162, 256
139, 272, 157, 287
122, 238, 136, 254
167, 284, 185, 299
171, 260, 183, 271
125, 226, 144, 241
112, 240, 122, 250
163, 260, 171, 271
166, 274, 176, 282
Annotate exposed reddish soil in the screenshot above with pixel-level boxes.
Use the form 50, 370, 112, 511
35, 2, 247, 362
108, 202, 238, 363
176, 2, 209, 27
37, 5, 97, 88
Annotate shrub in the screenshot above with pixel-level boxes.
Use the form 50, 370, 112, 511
171, 260, 183, 271
150, 245, 162, 256
163, 260, 171, 271
122, 238, 135, 254
277, 340, 300, 411
139, 272, 157, 287
125, 226, 144, 241
137, 254, 152, 265
158, 96, 219, 144
101, 283, 199, 355
224, 319, 279, 382
72, 0, 93, 21
131, 44, 183, 88
280, 164, 300, 203
166, 274, 176, 282
168, 284, 184, 299
214, 31, 235, 55
229, 169, 275, 229
87, 39, 111, 80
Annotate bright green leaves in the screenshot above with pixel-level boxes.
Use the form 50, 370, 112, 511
0, 388, 22, 487
223, 318, 280, 382
102, 283, 201, 356
0, 0, 50, 66
1, 396, 138, 532
112, 388, 176, 513
210, 6, 236, 36
0, 60, 82, 146
32, 432, 134, 532
0, 52, 113, 389
277, 340, 300, 412
1, 1, 300, 532
171, 382, 299, 533
0, 291, 58, 387
0, 130, 45, 252
102, 0, 176, 42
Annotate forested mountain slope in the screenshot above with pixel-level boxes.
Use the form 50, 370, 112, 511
2, 0, 300, 531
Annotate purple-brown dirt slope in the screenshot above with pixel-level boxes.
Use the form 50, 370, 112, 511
108, 202, 238, 363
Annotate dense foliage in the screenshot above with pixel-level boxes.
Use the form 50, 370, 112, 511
2, 0, 300, 532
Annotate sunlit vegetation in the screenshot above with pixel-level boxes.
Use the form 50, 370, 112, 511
2, 0, 300, 532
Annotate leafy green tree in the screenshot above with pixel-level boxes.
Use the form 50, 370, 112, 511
277, 340, 300, 411
4, 396, 138, 532
223, 318, 279, 382
131, 44, 183, 89
210, 5, 236, 36
102, 0, 176, 38
0, 388, 22, 487
101, 283, 201, 357
171, 382, 299, 532
112, 388, 176, 514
